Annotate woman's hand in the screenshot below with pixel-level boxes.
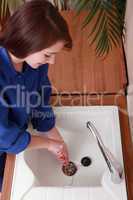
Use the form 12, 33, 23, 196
27, 135, 69, 165
47, 138, 69, 165
37, 127, 69, 165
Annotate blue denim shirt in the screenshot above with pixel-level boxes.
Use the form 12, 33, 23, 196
0, 47, 55, 154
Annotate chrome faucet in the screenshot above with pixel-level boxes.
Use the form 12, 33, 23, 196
86, 121, 123, 184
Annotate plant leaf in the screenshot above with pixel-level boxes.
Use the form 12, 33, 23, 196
72, 0, 126, 56
81, 0, 101, 30
96, 27, 109, 56
1, 0, 8, 19
74, 0, 90, 16
7, 0, 24, 14
88, 9, 105, 41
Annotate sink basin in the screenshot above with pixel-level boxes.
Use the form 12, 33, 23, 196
10, 106, 128, 200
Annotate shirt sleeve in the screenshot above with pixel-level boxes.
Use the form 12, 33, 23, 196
0, 90, 31, 154
31, 65, 56, 133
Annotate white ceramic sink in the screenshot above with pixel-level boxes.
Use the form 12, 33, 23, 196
10, 106, 128, 200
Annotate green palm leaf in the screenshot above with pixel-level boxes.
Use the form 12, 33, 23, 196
81, 0, 101, 29
53, 0, 69, 10
8, 0, 24, 13
73, 0, 126, 56
73, 0, 90, 16
0, 0, 8, 19
0, 0, 24, 19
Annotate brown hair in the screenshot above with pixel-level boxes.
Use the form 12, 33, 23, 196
0, 0, 72, 58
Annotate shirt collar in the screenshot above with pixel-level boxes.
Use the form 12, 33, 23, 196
0, 47, 48, 77
0, 47, 33, 77
0, 47, 19, 77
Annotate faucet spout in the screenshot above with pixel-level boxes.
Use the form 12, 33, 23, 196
86, 121, 123, 184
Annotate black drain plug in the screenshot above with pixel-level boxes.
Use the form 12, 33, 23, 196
81, 157, 92, 167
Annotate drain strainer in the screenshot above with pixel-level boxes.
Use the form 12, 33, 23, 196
62, 161, 77, 176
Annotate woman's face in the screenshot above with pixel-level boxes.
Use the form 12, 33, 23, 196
24, 41, 65, 68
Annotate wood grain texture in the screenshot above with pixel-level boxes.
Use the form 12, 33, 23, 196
48, 11, 127, 94
1, 154, 15, 200
2, 95, 133, 200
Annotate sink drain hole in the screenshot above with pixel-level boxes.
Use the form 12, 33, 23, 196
81, 157, 92, 167
62, 161, 78, 176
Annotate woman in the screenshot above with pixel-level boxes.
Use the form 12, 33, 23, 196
0, 0, 72, 195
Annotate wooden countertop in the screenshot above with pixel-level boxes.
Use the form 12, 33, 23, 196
1, 95, 133, 200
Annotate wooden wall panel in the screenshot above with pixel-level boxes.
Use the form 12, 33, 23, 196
48, 11, 127, 94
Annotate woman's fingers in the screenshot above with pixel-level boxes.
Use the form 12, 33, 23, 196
47, 138, 69, 165
57, 150, 69, 165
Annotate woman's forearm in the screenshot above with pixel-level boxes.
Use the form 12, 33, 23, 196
27, 135, 50, 150
39, 126, 64, 141
27, 126, 64, 150
26, 130, 69, 165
